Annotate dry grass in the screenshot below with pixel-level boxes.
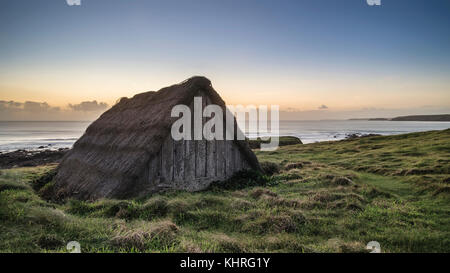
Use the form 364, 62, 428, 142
111, 220, 179, 251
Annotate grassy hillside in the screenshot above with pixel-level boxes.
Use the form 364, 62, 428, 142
0, 130, 449, 253
391, 114, 450, 121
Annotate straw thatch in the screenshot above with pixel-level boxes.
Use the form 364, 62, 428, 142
53, 76, 261, 200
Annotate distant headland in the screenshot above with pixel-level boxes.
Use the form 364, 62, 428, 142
349, 114, 450, 122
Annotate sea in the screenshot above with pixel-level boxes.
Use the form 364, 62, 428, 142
0, 120, 449, 153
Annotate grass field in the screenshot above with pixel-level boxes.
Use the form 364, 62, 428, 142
0, 129, 449, 253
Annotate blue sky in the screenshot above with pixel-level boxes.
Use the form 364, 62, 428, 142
1, 0, 449, 120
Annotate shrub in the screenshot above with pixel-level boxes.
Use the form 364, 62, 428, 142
67, 199, 96, 216
209, 169, 277, 190
38, 181, 56, 200
31, 169, 56, 192
37, 234, 64, 250
108, 201, 139, 220
260, 161, 280, 175
141, 197, 168, 219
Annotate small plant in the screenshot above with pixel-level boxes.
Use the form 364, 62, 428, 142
67, 199, 97, 215
37, 234, 64, 250
31, 169, 56, 192
209, 169, 278, 190
260, 161, 281, 175
141, 197, 168, 219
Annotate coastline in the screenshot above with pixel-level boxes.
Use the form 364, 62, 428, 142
0, 148, 69, 169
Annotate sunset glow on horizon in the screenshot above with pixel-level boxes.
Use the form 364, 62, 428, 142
1, 0, 449, 120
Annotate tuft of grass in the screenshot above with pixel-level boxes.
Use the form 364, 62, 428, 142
111, 220, 179, 251
260, 161, 281, 175
208, 169, 277, 190
31, 169, 56, 192
248, 136, 302, 149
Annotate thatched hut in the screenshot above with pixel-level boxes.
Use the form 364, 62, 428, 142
53, 76, 261, 200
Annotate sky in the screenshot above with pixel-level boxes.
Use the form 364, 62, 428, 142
0, 0, 449, 120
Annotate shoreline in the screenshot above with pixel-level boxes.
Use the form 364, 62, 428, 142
0, 148, 69, 169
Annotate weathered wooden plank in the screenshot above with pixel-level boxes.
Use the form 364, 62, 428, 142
196, 140, 206, 177
195, 92, 207, 178
184, 140, 195, 181
216, 140, 226, 178
148, 153, 160, 184
226, 141, 234, 177
183, 100, 196, 182
173, 140, 184, 182
161, 137, 174, 182
206, 140, 216, 177
234, 145, 242, 171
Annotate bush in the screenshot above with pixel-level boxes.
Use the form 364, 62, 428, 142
141, 197, 168, 219
260, 161, 280, 175
209, 169, 277, 190
37, 234, 64, 250
38, 182, 56, 200
67, 199, 96, 216
106, 201, 139, 219
31, 169, 57, 192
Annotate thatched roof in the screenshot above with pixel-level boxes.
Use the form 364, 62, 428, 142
53, 76, 261, 200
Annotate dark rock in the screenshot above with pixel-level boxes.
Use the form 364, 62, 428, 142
0, 148, 69, 169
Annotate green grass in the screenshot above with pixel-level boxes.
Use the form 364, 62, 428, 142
248, 136, 302, 149
0, 129, 449, 253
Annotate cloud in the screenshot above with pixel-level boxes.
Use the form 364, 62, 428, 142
283, 107, 302, 112
68, 100, 109, 112
0, 100, 60, 112
0, 101, 22, 110
24, 101, 60, 112
318, 104, 328, 110
0, 100, 109, 121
